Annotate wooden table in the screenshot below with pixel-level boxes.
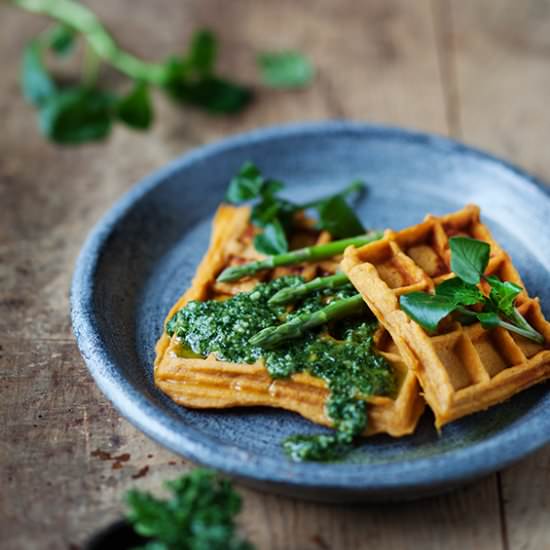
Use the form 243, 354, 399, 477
1, 1, 548, 548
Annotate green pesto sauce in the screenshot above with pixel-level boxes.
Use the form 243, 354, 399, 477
166, 276, 396, 462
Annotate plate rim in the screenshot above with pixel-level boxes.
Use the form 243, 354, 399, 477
70, 120, 550, 497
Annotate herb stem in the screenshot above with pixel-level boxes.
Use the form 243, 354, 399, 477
13, 0, 169, 84
509, 307, 545, 344
82, 42, 100, 88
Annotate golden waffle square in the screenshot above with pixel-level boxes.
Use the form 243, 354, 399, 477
155, 205, 425, 437
342, 204, 550, 428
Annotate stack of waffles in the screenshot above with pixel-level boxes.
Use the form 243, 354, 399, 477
342, 204, 550, 428
155, 205, 425, 437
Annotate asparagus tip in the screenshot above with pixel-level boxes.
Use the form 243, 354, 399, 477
216, 266, 241, 282
249, 327, 275, 347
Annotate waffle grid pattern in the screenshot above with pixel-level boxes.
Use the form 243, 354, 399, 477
343, 205, 550, 427
155, 205, 425, 437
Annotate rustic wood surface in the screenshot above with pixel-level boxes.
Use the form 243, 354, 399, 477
1, 1, 548, 549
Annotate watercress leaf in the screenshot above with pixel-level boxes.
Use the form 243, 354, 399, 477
258, 51, 314, 88
486, 275, 522, 317
477, 311, 501, 329
254, 219, 288, 254
251, 197, 280, 227
117, 81, 153, 129
21, 41, 57, 107
435, 277, 485, 306
316, 195, 365, 238
48, 24, 76, 56
165, 74, 252, 114
340, 179, 366, 198
449, 236, 490, 284
39, 87, 114, 144
225, 162, 264, 203
187, 29, 217, 76
261, 179, 285, 197
399, 292, 457, 333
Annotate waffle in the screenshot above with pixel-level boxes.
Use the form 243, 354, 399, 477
342, 204, 550, 428
155, 205, 425, 437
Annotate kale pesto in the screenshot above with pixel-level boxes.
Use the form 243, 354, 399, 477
166, 276, 396, 461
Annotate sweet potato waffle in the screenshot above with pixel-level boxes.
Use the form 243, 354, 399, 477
342, 204, 550, 428
155, 205, 425, 437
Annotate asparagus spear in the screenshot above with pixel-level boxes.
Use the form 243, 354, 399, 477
217, 232, 382, 282
269, 272, 351, 305
249, 294, 366, 348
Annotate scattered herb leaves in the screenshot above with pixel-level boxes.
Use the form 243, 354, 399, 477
47, 24, 75, 56
399, 292, 456, 333
258, 51, 314, 88
486, 275, 522, 317
226, 162, 265, 203
39, 87, 114, 143
16, 0, 316, 144
225, 161, 367, 254
399, 237, 544, 343
21, 41, 56, 107
449, 236, 490, 285
116, 81, 153, 130
125, 469, 253, 550
435, 277, 484, 306
253, 219, 289, 255
317, 195, 365, 238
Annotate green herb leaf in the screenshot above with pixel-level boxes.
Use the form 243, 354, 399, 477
316, 195, 365, 238
258, 51, 314, 88
226, 162, 265, 202
21, 41, 56, 107
39, 87, 114, 144
476, 311, 501, 329
125, 469, 253, 550
261, 179, 285, 197
253, 219, 288, 255
187, 29, 217, 76
486, 275, 522, 317
399, 292, 457, 332
449, 236, 490, 284
435, 277, 485, 306
117, 81, 153, 129
48, 24, 76, 56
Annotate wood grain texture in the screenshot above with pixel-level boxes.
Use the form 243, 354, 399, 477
0, 0, 546, 548
451, 1, 550, 549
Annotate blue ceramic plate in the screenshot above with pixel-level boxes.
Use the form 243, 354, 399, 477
71, 122, 550, 501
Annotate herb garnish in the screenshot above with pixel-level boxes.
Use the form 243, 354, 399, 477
257, 51, 314, 88
399, 237, 544, 343
125, 469, 253, 550
15, 0, 316, 144
225, 162, 366, 254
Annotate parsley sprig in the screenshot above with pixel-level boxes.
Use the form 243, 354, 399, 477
399, 237, 544, 344
225, 161, 366, 255
125, 469, 253, 550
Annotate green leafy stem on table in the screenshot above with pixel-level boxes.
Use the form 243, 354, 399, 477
14, 0, 314, 144
224, 161, 367, 256
125, 469, 254, 550
400, 237, 544, 344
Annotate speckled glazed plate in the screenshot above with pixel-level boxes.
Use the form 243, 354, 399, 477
71, 122, 550, 501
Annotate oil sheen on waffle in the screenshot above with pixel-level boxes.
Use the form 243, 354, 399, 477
155, 205, 425, 437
